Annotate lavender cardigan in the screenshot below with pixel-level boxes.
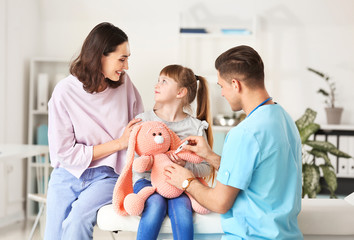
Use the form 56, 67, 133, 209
48, 74, 144, 179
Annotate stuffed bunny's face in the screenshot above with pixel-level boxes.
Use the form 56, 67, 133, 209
135, 122, 171, 156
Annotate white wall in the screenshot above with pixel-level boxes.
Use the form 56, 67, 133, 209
1, 0, 354, 144
258, 0, 354, 124
34, 0, 181, 115
0, 0, 40, 144
0, 0, 6, 143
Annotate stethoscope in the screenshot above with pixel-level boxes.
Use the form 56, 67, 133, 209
247, 97, 273, 118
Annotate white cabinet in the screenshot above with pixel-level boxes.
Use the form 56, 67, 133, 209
0, 158, 25, 227
27, 58, 69, 219
314, 124, 354, 179
0, 144, 49, 227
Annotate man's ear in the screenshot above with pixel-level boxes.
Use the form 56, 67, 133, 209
177, 87, 187, 98
231, 79, 241, 92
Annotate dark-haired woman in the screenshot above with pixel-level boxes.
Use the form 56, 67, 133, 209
44, 22, 143, 240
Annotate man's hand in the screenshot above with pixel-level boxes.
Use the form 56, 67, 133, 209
182, 136, 221, 170
164, 163, 195, 190
182, 136, 212, 160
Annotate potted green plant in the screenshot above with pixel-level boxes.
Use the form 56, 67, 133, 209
296, 108, 351, 198
307, 67, 343, 124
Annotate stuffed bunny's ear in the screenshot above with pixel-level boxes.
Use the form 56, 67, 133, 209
112, 123, 142, 216
165, 125, 183, 150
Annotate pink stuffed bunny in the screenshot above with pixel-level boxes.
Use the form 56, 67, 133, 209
112, 121, 210, 216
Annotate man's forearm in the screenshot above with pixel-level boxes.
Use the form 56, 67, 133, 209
207, 152, 221, 170
186, 179, 232, 214
164, 162, 239, 214
186, 179, 220, 213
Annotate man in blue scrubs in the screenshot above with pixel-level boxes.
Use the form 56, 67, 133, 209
165, 45, 303, 239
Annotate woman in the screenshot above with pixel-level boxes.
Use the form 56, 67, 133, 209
44, 22, 144, 240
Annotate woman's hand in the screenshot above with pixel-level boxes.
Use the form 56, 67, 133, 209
119, 118, 142, 149
167, 152, 186, 167
92, 118, 141, 161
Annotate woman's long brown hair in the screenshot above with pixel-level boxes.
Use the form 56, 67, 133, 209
70, 22, 128, 93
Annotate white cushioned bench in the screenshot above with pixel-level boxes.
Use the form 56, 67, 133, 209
97, 204, 223, 239
97, 198, 354, 239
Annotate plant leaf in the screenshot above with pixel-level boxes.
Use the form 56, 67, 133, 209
306, 140, 336, 152
320, 165, 337, 198
328, 148, 352, 158
299, 123, 320, 143
317, 89, 329, 96
308, 149, 333, 166
306, 140, 352, 158
302, 163, 320, 198
315, 183, 322, 194
307, 67, 325, 78
295, 108, 317, 131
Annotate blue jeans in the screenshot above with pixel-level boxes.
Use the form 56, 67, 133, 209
44, 166, 118, 240
134, 179, 194, 240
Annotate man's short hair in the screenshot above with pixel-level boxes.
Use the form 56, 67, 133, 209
215, 45, 265, 88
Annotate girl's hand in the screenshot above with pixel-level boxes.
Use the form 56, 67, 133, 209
167, 152, 186, 167
119, 118, 142, 149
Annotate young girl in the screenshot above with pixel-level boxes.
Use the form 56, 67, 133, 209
133, 64, 214, 240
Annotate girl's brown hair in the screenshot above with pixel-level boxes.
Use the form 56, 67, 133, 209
160, 65, 215, 182
70, 22, 128, 93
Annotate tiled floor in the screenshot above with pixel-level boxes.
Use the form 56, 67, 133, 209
0, 220, 136, 240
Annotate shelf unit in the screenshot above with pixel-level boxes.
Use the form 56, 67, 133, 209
178, 16, 259, 121
314, 124, 354, 178
311, 124, 354, 196
27, 58, 70, 219
28, 57, 70, 144
178, 15, 259, 81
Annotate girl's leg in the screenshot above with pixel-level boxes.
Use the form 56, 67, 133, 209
168, 193, 194, 240
61, 166, 118, 240
134, 179, 167, 240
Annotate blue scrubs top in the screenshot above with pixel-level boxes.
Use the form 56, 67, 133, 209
217, 104, 303, 240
